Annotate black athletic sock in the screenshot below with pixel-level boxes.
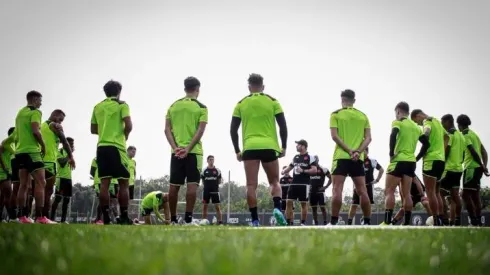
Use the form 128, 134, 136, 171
102, 205, 111, 224
184, 212, 193, 223
439, 215, 447, 226
313, 219, 318, 225
120, 206, 129, 220
17, 207, 22, 218
61, 198, 69, 222
35, 206, 43, 219
218, 221, 223, 225
301, 220, 306, 225
403, 211, 412, 225
286, 219, 291, 225
384, 209, 393, 224
171, 215, 178, 223
476, 215, 482, 226
323, 220, 328, 225
433, 215, 440, 226
454, 217, 461, 226
362, 217, 371, 225
449, 220, 455, 226
8, 207, 16, 220
250, 207, 258, 221
272, 197, 281, 210
330, 216, 339, 225
23, 207, 29, 218
391, 217, 401, 225
347, 218, 353, 225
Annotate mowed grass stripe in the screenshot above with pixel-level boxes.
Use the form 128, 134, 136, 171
0, 224, 489, 275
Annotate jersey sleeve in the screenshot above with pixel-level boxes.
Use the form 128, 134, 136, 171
91, 107, 97, 124
423, 120, 432, 132
217, 168, 222, 179
391, 120, 400, 129
464, 134, 473, 146
364, 114, 371, 129
447, 134, 453, 146
165, 105, 172, 120
273, 100, 283, 115
232, 104, 241, 118
121, 103, 130, 119
330, 113, 338, 128
309, 154, 318, 165
31, 110, 42, 124
200, 107, 208, 123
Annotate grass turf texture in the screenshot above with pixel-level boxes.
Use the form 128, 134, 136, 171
1, 225, 489, 275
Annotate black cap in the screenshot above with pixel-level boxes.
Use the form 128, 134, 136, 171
295, 139, 308, 148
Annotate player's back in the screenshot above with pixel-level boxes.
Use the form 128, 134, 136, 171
392, 118, 421, 162
446, 129, 465, 172
166, 97, 207, 155
330, 108, 369, 160
92, 98, 128, 150
41, 121, 59, 162
233, 93, 282, 152
15, 106, 42, 153
424, 118, 445, 161
463, 129, 482, 169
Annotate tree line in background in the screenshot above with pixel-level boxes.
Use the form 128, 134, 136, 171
69, 177, 490, 217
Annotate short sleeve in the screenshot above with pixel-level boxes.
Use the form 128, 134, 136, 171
447, 134, 453, 146
31, 110, 42, 124
91, 107, 97, 124
309, 154, 318, 165
391, 120, 400, 129
330, 113, 338, 128
423, 120, 432, 132
200, 107, 208, 123
232, 104, 241, 118
273, 100, 283, 115
121, 103, 130, 119
217, 168, 222, 177
91, 159, 97, 168
364, 115, 371, 129
322, 167, 330, 175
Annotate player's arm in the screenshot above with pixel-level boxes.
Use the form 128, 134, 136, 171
467, 144, 485, 168
89, 162, 96, 179
355, 116, 372, 153
275, 113, 288, 153
416, 135, 430, 162
481, 144, 488, 168
90, 108, 98, 135
1, 132, 15, 154
375, 163, 384, 183
31, 111, 45, 153
164, 118, 179, 150
0, 146, 8, 173
49, 123, 73, 158
389, 127, 399, 158
230, 104, 242, 154
218, 169, 223, 184
153, 198, 164, 222
330, 113, 352, 154
121, 103, 132, 140
303, 156, 318, 175
282, 161, 294, 174
325, 170, 332, 189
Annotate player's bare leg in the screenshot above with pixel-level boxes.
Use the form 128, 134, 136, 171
462, 189, 476, 225
435, 182, 446, 225
450, 188, 461, 225
300, 202, 307, 225
214, 203, 222, 224
399, 175, 413, 225
0, 180, 12, 222
470, 190, 482, 226
330, 175, 346, 225
311, 205, 318, 225
348, 204, 358, 225
168, 184, 180, 224
320, 206, 327, 225
184, 183, 198, 224
262, 159, 286, 226
423, 175, 440, 225
383, 174, 399, 224
244, 160, 260, 225
99, 178, 112, 224
202, 203, 208, 221
42, 176, 56, 219
353, 176, 371, 224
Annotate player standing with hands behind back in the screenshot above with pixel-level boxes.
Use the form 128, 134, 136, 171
91, 80, 133, 225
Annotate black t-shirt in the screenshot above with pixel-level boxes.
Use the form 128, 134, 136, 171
201, 167, 222, 192
411, 176, 425, 197
310, 166, 330, 193
364, 157, 382, 184
289, 153, 318, 184
280, 175, 293, 197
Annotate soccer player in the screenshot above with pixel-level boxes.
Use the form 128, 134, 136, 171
281, 140, 318, 226
347, 147, 383, 225
91, 80, 133, 225
457, 114, 489, 226
411, 109, 447, 226
127, 146, 137, 202
440, 114, 465, 226
279, 166, 293, 219
383, 102, 429, 226
309, 155, 331, 225
230, 73, 287, 227
391, 175, 431, 225
0, 127, 15, 222
1, 128, 19, 221
140, 191, 170, 225
329, 89, 372, 225
41, 109, 75, 221
50, 137, 75, 223
201, 155, 223, 225
165, 77, 207, 225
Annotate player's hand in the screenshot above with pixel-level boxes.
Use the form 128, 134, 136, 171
281, 169, 286, 175
319, 186, 326, 192
350, 151, 360, 161
279, 148, 286, 158
372, 179, 379, 184
297, 167, 304, 173
236, 152, 242, 162
68, 157, 76, 169
484, 167, 490, 177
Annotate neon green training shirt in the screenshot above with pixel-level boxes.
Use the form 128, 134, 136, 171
129, 159, 136, 185
445, 129, 465, 172
391, 118, 423, 162
462, 129, 483, 170
41, 121, 60, 163
330, 107, 370, 161
232, 93, 283, 153
91, 158, 100, 185
91, 97, 131, 150
15, 106, 42, 154
166, 97, 208, 155
57, 149, 72, 179
141, 191, 165, 221
423, 118, 446, 162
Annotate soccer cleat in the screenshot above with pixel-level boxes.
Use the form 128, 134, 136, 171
379, 222, 389, 226
300, 223, 306, 226
19, 216, 33, 224
252, 220, 260, 227
35, 217, 57, 224
9, 219, 20, 223
273, 208, 287, 226
95, 220, 104, 225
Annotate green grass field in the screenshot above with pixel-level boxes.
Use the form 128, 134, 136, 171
1, 225, 489, 275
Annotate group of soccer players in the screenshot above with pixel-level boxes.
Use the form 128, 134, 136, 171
1, 74, 487, 227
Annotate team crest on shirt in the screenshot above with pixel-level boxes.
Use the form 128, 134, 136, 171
304, 156, 308, 160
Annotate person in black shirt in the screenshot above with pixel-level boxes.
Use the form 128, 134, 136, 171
391, 175, 431, 225
281, 140, 318, 225
348, 147, 384, 225
279, 167, 293, 216
201, 155, 223, 225
309, 156, 332, 225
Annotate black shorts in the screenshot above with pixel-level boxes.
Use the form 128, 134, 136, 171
412, 195, 423, 206
56, 178, 73, 197
423, 160, 445, 181
440, 171, 462, 192
96, 146, 130, 180
129, 185, 135, 200
141, 208, 152, 217
281, 199, 287, 211
463, 167, 483, 191
352, 184, 374, 205
202, 190, 220, 204
387, 161, 416, 178
169, 153, 202, 185
309, 192, 325, 206
16, 152, 44, 174
281, 186, 290, 200
241, 149, 278, 163
287, 184, 308, 202
44, 162, 57, 179
11, 158, 19, 182
332, 159, 365, 177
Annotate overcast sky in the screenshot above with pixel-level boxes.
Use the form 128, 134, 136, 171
1, 0, 489, 197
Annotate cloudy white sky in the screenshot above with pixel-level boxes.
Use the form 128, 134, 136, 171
1, 0, 489, 197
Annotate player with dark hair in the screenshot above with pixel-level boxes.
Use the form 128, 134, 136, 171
91, 80, 133, 225
230, 73, 287, 226
41, 109, 75, 222
440, 114, 465, 225
0, 127, 16, 222
165, 76, 207, 225
391, 175, 431, 225
282, 140, 318, 226
1, 128, 20, 221
309, 155, 331, 225
50, 137, 75, 223
382, 102, 429, 226
329, 89, 372, 225
348, 147, 383, 225
140, 191, 170, 225
279, 166, 293, 220
201, 155, 223, 225
127, 146, 137, 201
457, 114, 489, 226
411, 109, 447, 226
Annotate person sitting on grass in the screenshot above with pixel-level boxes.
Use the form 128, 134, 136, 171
140, 191, 170, 225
